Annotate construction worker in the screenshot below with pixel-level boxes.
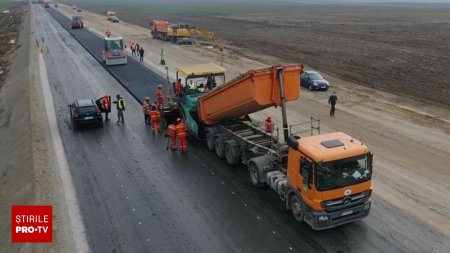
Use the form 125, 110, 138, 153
113, 94, 125, 124
139, 47, 144, 62
105, 28, 112, 37
156, 85, 164, 108
102, 94, 111, 122
166, 122, 177, 151
174, 78, 182, 97
149, 105, 159, 133
155, 108, 161, 132
131, 42, 136, 57
187, 80, 197, 93
264, 115, 274, 133
142, 96, 151, 125
175, 118, 187, 153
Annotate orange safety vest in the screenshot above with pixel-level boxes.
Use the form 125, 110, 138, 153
167, 124, 176, 137
149, 110, 158, 120
102, 96, 110, 110
156, 89, 163, 98
265, 120, 274, 133
175, 122, 186, 136
142, 102, 150, 114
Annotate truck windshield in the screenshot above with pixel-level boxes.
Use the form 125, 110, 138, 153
316, 155, 371, 191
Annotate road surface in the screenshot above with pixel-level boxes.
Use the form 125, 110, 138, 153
32, 3, 450, 253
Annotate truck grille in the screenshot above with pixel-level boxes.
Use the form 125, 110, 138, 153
323, 191, 369, 212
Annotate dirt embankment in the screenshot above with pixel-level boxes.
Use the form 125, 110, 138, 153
0, 3, 65, 253
117, 3, 450, 106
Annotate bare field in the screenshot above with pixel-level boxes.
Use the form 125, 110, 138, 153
96, 2, 450, 106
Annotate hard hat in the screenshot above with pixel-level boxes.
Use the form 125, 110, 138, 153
267, 115, 272, 120
158, 85, 162, 88
145, 96, 150, 100
177, 118, 181, 122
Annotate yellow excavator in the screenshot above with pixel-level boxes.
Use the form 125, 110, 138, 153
189, 27, 223, 51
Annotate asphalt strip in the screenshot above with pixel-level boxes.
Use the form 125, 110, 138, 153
37, 51, 89, 253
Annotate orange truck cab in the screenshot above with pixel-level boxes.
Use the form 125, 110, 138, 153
284, 132, 373, 229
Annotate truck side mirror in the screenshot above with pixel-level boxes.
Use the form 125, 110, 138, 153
68, 104, 73, 108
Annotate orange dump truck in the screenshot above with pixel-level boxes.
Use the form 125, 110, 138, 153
162, 64, 373, 229
106, 10, 116, 21
150, 20, 192, 44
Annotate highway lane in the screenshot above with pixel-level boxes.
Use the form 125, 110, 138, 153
34, 4, 321, 253
46, 6, 166, 103
34, 3, 450, 253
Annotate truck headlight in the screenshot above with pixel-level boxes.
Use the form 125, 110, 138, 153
318, 215, 329, 222
313, 82, 318, 86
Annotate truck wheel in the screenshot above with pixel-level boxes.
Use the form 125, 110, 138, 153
248, 163, 264, 187
206, 131, 215, 151
290, 195, 305, 222
225, 143, 240, 165
215, 137, 225, 158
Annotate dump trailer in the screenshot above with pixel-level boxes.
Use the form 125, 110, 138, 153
102, 37, 127, 66
161, 64, 373, 230
150, 20, 191, 44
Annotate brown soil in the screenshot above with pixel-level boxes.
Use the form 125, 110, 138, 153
0, 4, 25, 84
118, 3, 450, 106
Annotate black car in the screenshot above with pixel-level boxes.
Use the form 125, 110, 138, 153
300, 71, 329, 91
69, 99, 103, 130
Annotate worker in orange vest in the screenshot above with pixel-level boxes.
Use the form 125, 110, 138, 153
174, 79, 182, 97
101, 94, 111, 122
131, 42, 136, 56
155, 109, 161, 132
264, 115, 274, 133
105, 28, 112, 37
166, 123, 177, 151
175, 118, 187, 153
156, 85, 164, 109
142, 96, 151, 125
149, 105, 160, 134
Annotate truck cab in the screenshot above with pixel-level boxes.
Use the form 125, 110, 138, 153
102, 37, 127, 66
286, 132, 372, 229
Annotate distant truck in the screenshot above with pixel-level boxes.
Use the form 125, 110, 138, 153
150, 20, 192, 44
106, 10, 116, 21
71, 16, 84, 29
102, 37, 127, 65
161, 64, 373, 230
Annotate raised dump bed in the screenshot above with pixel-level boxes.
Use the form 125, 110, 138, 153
198, 64, 302, 125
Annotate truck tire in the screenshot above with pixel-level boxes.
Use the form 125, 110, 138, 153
215, 135, 226, 158
290, 195, 305, 222
225, 141, 240, 166
248, 162, 264, 187
206, 131, 215, 151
